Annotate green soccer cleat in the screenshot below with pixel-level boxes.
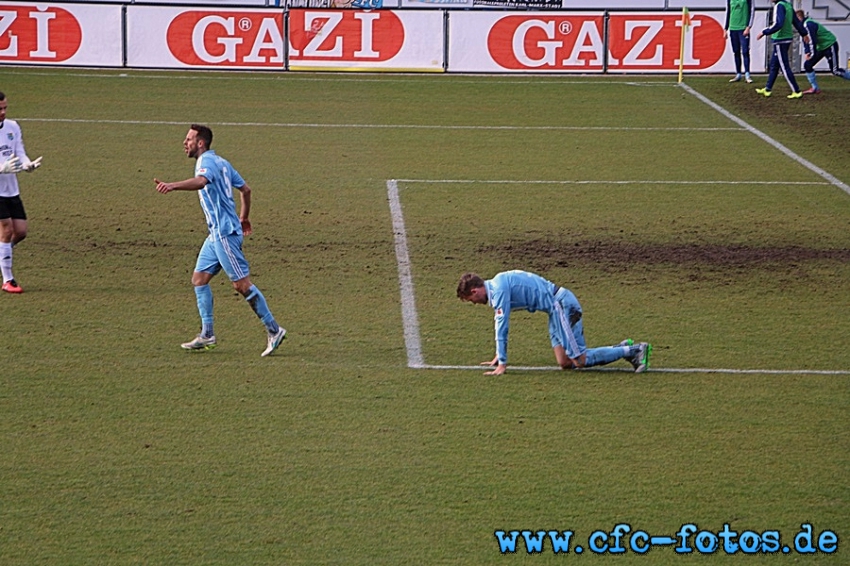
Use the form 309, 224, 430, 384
787, 91, 803, 99
755, 88, 772, 97
629, 342, 652, 373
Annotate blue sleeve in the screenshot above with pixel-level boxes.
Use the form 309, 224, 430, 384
724, 0, 731, 30
491, 287, 510, 365
804, 21, 816, 53
196, 153, 214, 183
229, 166, 246, 190
762, 4, 784, 36
747, 0, 755, 28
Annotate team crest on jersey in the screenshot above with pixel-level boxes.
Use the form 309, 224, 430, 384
6, 133, 13, 141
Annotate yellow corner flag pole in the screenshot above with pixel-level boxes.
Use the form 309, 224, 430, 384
678, 6, 690, 83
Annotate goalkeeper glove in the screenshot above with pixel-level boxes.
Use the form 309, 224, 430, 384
0, 155, 23, 174
21, 156, 42, 172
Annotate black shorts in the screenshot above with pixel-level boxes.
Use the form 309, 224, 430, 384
0, 195, 27, 220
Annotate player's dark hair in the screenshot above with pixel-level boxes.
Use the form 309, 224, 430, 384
0, 91, 5, 101
190, 124, 213, 148
457, 273, 485, 299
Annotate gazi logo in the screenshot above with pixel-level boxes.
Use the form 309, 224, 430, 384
289, 9, 404, 61
607, 14, 725, 70
166, 11, 284, 66
487, 16, 605, 70
0, 5, 83, 61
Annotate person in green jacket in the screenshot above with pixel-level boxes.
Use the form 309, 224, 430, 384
796, 10, 850, 94
755, 0, 810, 99
724, 0, 755, 82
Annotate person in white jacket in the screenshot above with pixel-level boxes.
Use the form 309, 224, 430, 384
0, 91, 42, 294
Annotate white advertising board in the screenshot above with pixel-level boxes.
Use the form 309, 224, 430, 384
288, 9, 444, 71
606, 11, 764, 73
401, 0, 472, 7
449, 10, 769, 73
448, 11, 607, 72
0, 3, 122, 66
126, 6, 285, 69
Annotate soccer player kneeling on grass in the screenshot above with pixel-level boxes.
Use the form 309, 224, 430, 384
154, 124, 286, 357
457, 270, 651, 376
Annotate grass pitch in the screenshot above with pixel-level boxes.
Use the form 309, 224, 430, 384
0, 69, 847, 564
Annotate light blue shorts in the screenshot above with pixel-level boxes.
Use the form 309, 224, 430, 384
548, 288, 586, 359
194, 234, 250, 282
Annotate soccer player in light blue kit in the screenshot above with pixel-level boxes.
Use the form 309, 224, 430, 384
457, 271, 651, 375
155, 124, 286, 357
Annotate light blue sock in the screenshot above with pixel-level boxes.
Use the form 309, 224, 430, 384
806, 71, 818, 90
585, 346, 628, 367
194, 284, 214, 337
245, 285, 279, 334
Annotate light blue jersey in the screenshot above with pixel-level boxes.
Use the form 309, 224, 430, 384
485, 270, 582, 364
195, 150, 245, 240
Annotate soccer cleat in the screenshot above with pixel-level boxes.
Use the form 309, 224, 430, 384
745, 73, 753, 83
802, 87, 820, 95
261, 327, 286, 357
181, 334, 216, 351
787, 91, 803, 99
755, 88, 772, 97
617, 338, 634, 348
2, 279, 23, 293
729, 74, 742, 82
629, 342, 652, 373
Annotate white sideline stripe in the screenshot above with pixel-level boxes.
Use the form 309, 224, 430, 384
387, 179, 425, 369
422, 365, 850, 375
395, 179, 828, 186
21, 117, 740, 132
679, 83, 850, 197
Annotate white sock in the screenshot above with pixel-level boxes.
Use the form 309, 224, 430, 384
0, 242, 13, 283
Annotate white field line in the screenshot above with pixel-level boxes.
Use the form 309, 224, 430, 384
20, 117, 740, 132
679, 82, 850, 197
396, 179, 828, 186
387, 179, 425, 369
422, 365, 850, 375
388, 178, 849, 375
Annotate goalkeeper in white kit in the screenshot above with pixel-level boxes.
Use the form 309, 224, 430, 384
0, 91, 43, 294
458, 270, 651, 375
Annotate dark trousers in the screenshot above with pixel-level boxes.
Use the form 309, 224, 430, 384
766, 41, 801, 93
729, 30, 751, 74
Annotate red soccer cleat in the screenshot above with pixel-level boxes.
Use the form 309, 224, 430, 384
802, 87, 821, 95
2, 279, 23, 293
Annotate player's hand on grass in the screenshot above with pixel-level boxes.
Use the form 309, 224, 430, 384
21, 156, 42, 172
481, 355, 507, 374
484, 364, 507, 376
241, 219, 252, 236
0, 155, 22, 174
